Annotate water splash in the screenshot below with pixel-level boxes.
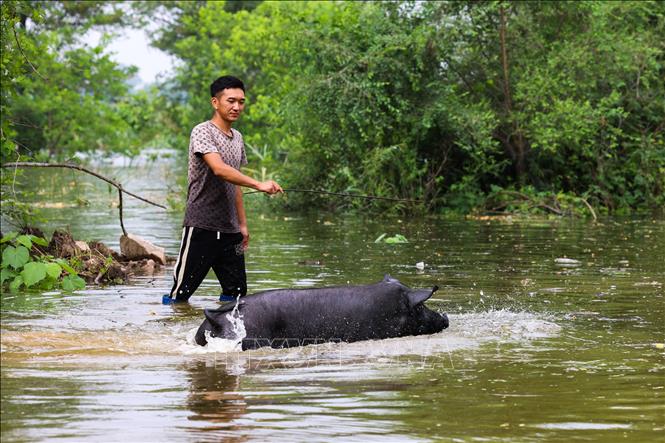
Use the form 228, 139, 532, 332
179, 326, 240, 354
2, 308, 560, 360
179, 297, 248, 355
225, 296, 247, 342
449, 309, 562, 341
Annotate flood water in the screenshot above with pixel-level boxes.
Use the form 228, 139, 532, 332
1, 152, 664, 442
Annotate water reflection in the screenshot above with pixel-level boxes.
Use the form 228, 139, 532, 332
0, 368, 86, 442
1, 154, 664, 442
180, 356, 430, 443
184, 360, 248, 441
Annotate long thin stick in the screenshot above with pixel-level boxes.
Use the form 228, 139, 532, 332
2, 161, 166, 236
118, 187, 126, 236
580, 197, 597, 221
245, 188, 422, 203
13, 27, 48, 82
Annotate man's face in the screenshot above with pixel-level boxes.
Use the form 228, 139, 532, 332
212, 88, 246, 123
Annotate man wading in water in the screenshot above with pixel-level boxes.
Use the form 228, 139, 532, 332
163, 75, 283, 304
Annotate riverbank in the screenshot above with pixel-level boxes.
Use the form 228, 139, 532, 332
1, 227, 173, 292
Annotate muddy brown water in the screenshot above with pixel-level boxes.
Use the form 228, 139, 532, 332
1, 152, 664, 442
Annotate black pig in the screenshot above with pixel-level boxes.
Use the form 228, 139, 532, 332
195, 275, 449, 350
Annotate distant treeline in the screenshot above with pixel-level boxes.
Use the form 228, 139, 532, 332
2, 1, 664, 216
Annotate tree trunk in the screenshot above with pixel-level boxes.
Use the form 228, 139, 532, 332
499, 4, 527, 183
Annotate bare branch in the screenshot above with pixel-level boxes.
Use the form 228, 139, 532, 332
13, 26, 48, 82
580, 198, 597, 221
1, 162, 166, 236
1, 162, 166, 209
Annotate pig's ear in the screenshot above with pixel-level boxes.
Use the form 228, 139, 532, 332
407, 285, 439, 307
204, 309, 219, 325
204, 302, 243, 323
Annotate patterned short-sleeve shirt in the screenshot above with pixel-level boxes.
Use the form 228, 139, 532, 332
183, 121, 248, 232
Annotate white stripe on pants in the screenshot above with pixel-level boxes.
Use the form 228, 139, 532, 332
170, 226, 193, 298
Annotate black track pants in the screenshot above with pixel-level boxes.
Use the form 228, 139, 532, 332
169, 226, 247, 302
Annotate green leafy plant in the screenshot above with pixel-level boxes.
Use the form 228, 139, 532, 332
374, 233, 409, 244
0, 232, 86, 292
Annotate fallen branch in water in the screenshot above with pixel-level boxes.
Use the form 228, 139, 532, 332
483, 189, 597, 219
487, 190, 563, 215
579, 197, 597, 221
1, 161, 166, 236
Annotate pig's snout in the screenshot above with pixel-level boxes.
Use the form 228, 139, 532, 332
440, 312, 449, 329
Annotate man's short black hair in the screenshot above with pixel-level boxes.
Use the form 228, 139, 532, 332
210, 76, 245, 97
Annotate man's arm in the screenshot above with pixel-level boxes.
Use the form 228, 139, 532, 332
235, 186, 249, 250
202, 152, 282, 194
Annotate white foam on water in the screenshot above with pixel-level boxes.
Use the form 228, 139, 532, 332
187, 310, 565, 378
176, 309, 562, 370
177, 327, 242, 354
314, 309, 562, 361
448, 309, 562, 342
2, 308, 561, 363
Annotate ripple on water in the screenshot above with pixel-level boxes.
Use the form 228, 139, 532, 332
533, 422, 632, 430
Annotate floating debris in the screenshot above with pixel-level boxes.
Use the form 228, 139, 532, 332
554, 257, 581, 266
634, 281, 662, 287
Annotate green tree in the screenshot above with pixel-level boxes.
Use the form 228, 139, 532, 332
1, 0, 166, 226
142, 0, 296, 167
1, 1, 148, 162
143, 0, 665, 214
508, 1, 665, 212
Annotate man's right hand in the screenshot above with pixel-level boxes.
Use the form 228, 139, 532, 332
256, 180, 283, 195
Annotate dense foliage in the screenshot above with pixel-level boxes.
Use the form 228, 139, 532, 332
0, 1, 158, 161
2, 1, 664, 217
148, 0, 664, 215
1, 1, 165, 225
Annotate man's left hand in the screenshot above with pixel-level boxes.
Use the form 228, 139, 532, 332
240, 224, 249, 251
